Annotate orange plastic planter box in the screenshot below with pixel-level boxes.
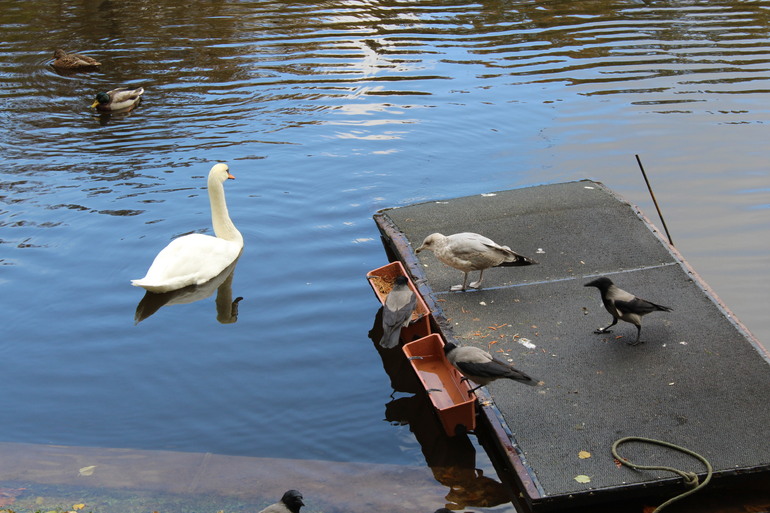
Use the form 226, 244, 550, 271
366, 261, 431, 344
402, 334, 476, 436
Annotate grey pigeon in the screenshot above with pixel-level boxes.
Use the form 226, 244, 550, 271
443, 341, 537, 393
379, 275, 418, 349
416, 232, 537, 291
585, 277, 672, 345
258, 490, 304, 513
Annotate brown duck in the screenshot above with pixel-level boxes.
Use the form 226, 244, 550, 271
51, 49, 101, 70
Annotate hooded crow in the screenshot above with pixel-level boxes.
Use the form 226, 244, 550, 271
415, 232, 537, 291
584, 277, 672, 345
258, 490, 304, 513
443, 341, 538, 393
379, 275, 418, 349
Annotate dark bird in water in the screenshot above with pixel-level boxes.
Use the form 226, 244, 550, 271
584, 277, 672, 345
258, 490, 304, 513
416, 232, 538, 291
443, 341, 538, 393
379, 275, 417, 349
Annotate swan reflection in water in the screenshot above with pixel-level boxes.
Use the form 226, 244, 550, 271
134, 258, 243, 324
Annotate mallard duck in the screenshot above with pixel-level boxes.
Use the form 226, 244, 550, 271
51, 48, 101, 70
131, 164, 244, 293
91, 87, 144, 112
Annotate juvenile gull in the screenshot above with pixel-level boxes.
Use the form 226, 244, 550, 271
379, 275, 418, 349
258, 490, 304, 513
443, 341, 538, 393
584, 276, 672, 345
416, 232, 537, 291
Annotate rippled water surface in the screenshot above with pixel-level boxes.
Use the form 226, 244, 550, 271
1, 0, 769, 508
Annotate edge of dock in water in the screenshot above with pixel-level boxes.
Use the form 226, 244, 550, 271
373, 180, 770, 511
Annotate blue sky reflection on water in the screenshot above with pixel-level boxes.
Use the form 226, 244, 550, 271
0, 0, 768, 495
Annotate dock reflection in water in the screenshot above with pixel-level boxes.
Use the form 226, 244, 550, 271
134, 258, 243, 324
369, 317, 510, 511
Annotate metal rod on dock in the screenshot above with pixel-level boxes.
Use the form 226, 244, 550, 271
635, 154, 674, 247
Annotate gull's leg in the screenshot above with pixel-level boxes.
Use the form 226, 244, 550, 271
469, 269, 485, 289
451, 272, 470, 291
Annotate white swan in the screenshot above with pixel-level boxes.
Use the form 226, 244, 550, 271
131, 163, 243, 293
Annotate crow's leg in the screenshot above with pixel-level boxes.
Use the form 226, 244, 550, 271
626, 325, 643, 345
460, 376, 483, 395
594, 317, 618, 334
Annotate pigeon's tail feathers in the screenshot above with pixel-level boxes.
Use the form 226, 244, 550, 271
652, 302, 673, 312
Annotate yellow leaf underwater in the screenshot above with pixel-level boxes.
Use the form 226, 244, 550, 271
574, 474, 591, 483
578, 450, 591, 459
78, 465, 96, 476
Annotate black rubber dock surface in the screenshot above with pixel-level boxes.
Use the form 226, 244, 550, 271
374, 180, 770, 510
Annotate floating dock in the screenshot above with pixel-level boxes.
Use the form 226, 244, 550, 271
372, 180, 770, 511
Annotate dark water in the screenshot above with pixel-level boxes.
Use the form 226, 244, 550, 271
1, 0, 768, 508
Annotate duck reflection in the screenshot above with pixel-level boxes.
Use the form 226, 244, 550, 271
369, 316, 509, 510
134, 258, 243, 324
93, 107, 141, 126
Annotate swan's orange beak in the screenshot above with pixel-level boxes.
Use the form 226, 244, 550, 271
227, 172, 235, 180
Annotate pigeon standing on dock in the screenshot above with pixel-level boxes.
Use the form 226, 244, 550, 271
258, 490, 304, 513
415, 232, 538, 291
584, 277, 672, 345
443, 341, 538, 392
379, 275, 418, 349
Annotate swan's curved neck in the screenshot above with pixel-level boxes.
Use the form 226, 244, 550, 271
208, 176, 242, 244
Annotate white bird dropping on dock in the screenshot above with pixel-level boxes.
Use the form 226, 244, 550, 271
379, 275, 417, 349
415, 232, 537, 291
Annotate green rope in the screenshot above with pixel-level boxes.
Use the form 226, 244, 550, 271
611, 436, 713, 513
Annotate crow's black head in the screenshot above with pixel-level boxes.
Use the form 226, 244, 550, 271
585, 277, 613, 291
281, 490, 304, 513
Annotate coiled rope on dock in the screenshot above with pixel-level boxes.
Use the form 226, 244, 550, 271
611, 436, 713, 513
